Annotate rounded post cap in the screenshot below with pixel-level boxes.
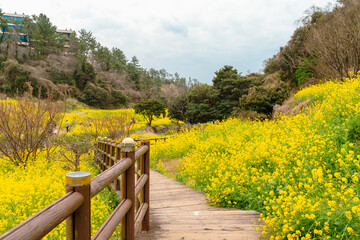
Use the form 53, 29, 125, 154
104, 137, 108, 141
122, 137, 135, 144
66, 172, 91, 186
120, 137, 136, 152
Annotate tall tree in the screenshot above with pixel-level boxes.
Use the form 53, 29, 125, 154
23, 14, 63, 58
0, 9, 8, 45
76, 29, 97, 64
0, 9, 9, 68
127, 56, 142, 90
111, 47, 127, 71
94, 44, 112, 70
168, 93, 189, 123
212, 65, 253, 117
186, 84, 220, 124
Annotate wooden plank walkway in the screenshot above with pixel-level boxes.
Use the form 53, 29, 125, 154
136, 170, 261, 240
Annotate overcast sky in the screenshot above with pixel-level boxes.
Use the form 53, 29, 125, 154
1, 0, 336, 84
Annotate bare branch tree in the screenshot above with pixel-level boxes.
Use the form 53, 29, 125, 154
0, 94, 64, 166
305, 0, 360, 79
85, 113, 134, 140
56, 133, 93, 171
101, 114, 133, 140
85, 117, 105, 140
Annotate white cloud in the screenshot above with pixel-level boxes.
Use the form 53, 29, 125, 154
1, 0, 337, 83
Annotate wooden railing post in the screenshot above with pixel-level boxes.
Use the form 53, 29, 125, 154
110, 140, 115, 168
120, 138, 136, 240
136, 146, 141, 213
103, 137, 108, 171
141, 140, 150, 231
115, 143, 121, 192
106, 139, 110, 167
66, 172, 91, 240
96, 137, 103, 168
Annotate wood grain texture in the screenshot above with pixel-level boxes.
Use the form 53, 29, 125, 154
136, 170, 261, 240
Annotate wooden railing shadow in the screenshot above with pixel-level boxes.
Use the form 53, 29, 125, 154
0, 138, 150, 240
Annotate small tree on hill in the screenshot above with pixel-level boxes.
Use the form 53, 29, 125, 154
134, 99, 166, 127
56, 133, 93, 171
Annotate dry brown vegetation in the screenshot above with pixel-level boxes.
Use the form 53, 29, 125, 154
85, 113, 134, 140
305, 0, 360, 79
0, 95, 64, 166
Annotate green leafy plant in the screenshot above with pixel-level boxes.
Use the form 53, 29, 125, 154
134, 99, 166, 126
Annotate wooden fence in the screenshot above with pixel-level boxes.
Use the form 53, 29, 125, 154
134, 137, 167, 146
0, 138, 150, 240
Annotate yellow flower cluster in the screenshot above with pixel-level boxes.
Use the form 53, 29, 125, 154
62, 108, 176, 138
152, 76, 360, 238
0, 152, 119, 238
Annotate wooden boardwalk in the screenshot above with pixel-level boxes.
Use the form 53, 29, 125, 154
136, 170, 260, 240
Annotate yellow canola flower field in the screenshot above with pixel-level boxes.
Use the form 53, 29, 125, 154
152, 76, 360, 239
62, 108, 175, 137
0, 153, 120, 239
0, 102, 174, 238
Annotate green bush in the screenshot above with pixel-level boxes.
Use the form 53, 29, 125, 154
50, 70, 75, 85
110, 90, 127, 107
74, 62, 96, 90
295, 58, 315, 86
239, 83, 289, 116
82, 83, 109, 108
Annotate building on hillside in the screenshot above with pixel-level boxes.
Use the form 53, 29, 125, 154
56, 29, 74, 49
1, 12, 28, 46
3, 12, 23, 24
1, 11, 75, 49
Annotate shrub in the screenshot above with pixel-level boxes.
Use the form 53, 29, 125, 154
0, 96, 63, 166
239, 83, 289, 116
82, 83, 109, 108
49, 70, 75, 85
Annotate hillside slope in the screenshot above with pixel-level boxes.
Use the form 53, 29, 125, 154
0, 49, 189, 109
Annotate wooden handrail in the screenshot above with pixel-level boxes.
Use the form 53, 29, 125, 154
92, 199, 132, 240
134, 137, 167, 142
134, 203, 149, 233
0, 192, 84, 240
135, 145, 149, 160
0, 139, 150, 240
91, 157, 132, 198
135, 174, 149, 197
